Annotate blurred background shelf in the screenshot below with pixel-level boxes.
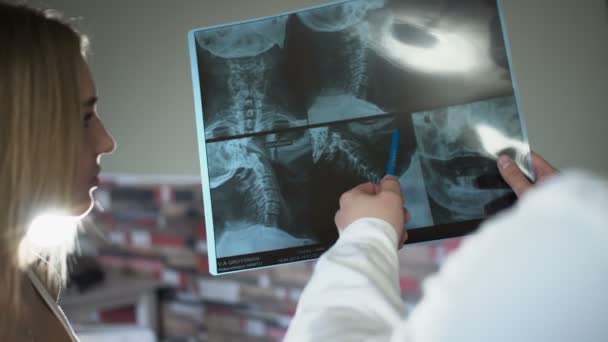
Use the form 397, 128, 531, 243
61, 272, 163, 331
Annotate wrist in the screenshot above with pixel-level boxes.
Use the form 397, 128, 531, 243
341, 217, 400, 249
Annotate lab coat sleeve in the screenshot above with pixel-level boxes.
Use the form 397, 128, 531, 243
284, 218, 408, 342
401, 172, 608, 342
285, 172, 608, 342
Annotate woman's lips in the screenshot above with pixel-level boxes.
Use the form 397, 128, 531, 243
90, 176, 100, 187
90, 166, 101, 187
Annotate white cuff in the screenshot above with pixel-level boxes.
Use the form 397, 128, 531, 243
340, 217, 400, 250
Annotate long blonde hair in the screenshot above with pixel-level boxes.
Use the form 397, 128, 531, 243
0, 1, 89, 332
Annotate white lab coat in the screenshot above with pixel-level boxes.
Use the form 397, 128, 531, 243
285, 172, 608, 341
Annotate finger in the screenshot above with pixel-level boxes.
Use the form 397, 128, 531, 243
339, 182, 375, 207
531, 151, 558, 181
403, 207, 411, 224
350, 182, 376, 195
398, 229, 408, 248
497, 154, 531, 197
395, 208, 409, 249
399, 213, 408, 248
379, 175, 403, 198
338, 191, 352, 208
372, 183, 382, 195
334, 210, 345, 232
380, 175, 404, 205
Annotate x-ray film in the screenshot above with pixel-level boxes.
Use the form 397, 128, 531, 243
189, 0, 532, 274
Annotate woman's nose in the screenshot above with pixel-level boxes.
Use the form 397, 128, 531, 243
97, 120, 116, 155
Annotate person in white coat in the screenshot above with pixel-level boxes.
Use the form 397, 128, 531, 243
285, 153, 608, 341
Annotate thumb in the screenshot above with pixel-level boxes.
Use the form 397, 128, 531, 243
379, 175, 402, 195
497, 155, 531, 197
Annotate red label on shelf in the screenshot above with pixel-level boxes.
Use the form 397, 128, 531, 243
151, 233, 185, 247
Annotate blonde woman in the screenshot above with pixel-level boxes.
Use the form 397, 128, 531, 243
0, 2, 115, 340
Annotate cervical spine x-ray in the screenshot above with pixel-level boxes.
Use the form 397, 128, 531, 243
190, 0, 531, 273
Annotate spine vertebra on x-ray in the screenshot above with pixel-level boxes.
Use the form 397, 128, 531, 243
207, 129, 318, 257
195, 17, 307, 141
310, 127, 384, 183
297, 0, 387, 124
207, 139, 282, 228
308, 114, 433, 230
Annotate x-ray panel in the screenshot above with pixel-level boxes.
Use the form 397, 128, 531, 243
206, 131, 320, 259
285, 0, 514, 125
189, 0, 532, 274
412, 96, 525, 225
308, 114, 434, 231
195, 17, 309, 140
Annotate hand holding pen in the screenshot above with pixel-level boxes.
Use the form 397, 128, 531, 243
333, 129, 409, 248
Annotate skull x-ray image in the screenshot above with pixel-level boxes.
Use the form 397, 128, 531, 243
412, 96, 525, 224
189, 0, 532, 273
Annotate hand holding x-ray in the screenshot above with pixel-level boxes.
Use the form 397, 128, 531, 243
498, 152, 559, 197
335, 175, 410, 248
476, 151, 559, 214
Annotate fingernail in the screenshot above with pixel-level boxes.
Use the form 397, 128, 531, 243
498, 155, 513, 170
383, 175, 398, 181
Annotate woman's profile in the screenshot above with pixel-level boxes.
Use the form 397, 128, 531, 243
0, 2, 115, 340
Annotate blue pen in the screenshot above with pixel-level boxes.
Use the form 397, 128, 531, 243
386, 129, 400, 175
